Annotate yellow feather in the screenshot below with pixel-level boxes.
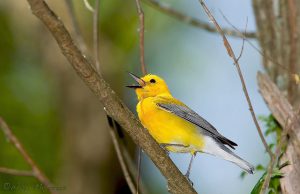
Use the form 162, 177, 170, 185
135, 75, 204, 154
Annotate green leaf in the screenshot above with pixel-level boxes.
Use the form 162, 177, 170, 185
256, 164, 265, 171
279, 161, 290, 170
251, 168, 283, 194
268, 143, 275, 151
240, 171, 247, 179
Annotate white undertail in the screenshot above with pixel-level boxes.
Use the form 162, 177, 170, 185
203, 136, 254, 174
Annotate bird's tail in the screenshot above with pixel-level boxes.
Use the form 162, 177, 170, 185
203, 136, 254, 174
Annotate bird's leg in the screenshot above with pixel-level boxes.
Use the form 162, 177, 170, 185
160, 143, 170, 155
185, 152, 196, 186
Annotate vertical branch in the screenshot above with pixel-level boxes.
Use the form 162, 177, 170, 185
107, 117, 137, 194
198, 0, 273, 158
135, 0, 147, 75
287, 0, 298, 104
0, 117, 57, 194
134, 1, 148, 193
64, 0, 89, 54
136, 149, 142, 194
93, 0, 100, 73
260, 107, 300, 194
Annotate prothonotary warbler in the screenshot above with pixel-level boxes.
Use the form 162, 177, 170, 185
127, 72, 254, 182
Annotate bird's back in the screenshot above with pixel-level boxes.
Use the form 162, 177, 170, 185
137, 94, 205, 153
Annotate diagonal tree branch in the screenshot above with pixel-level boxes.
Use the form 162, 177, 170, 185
143, 0, 256, 39
257, 72, 300, 194
25, 0, 196, 193
0, 167, 34, 177
0, 117, 57, 194
65, 0, 142, 191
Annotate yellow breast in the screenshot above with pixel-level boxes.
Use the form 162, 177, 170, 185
137, 96, 205, 153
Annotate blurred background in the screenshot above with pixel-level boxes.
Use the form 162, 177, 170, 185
0, 0, 273, 193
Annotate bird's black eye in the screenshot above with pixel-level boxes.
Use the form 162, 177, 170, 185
150, 79, 156, 83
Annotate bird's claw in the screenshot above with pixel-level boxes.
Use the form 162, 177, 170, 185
184, 174, 193, 186
160, 144, 170, 156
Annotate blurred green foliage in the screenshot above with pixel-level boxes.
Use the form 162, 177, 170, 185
0, 8, 61, 194
251, 168, 283, 194
259, 115, 281, 143
243, 115, 286, 194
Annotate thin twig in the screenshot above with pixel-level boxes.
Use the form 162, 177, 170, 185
221, 11, 300, 85
257, 72, 300, 194
135, 0, 147, 75
83, 0, 94, 12
236, 18, 248, 62
109, 122, 137, 194
136, 148, 141, 194
25, 1, 196, 193
198, 0, 273, 158
93, 0, 100, 73
0, 117, 57, 194
143, 0, 256, 39
260, 129, 286, 194
134, 0, 148, 192
0, 167, 34, 177
220, 12, 295, 75
64, 0, 89, 54
287, 0, 298, 103
67, 0, 139, 191
260, 107, 300, 194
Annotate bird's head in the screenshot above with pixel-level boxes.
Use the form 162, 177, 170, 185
127, 73, 170, 100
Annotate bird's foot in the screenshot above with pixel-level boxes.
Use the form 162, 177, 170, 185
159, 144, 170, 156
184, 173, 193, 186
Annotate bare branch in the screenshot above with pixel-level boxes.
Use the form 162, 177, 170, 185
93, 0, 100, 73
260, 108, 299, 194
64, 0, 89, 54
107, 117, 137, 194
83, 0, 94, 12
287, 0, 298, 104
260, 120, 286, 194
134, 0, 148, 191
198, 0, 273, 158
0, 117, 57, 194
0, 167, 34, 177
143, 0, 256, 39
236, 18, 248, 62
135, 0, 147, 75
257, 72, 300, 194
25, 1, 196, 193
136, 148, 142, 194
220, 12, 290, 73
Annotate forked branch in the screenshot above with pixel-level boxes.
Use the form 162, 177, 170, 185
143, 0, 256, 39
0, 117, 57, 194
198, 0, 273, 158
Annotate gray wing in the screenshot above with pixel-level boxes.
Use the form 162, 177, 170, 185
157, 103, 237, 149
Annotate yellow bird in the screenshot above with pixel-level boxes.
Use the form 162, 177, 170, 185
127, 72, 254, 181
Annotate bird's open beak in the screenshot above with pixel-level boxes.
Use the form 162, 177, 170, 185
126, 72, 145, 89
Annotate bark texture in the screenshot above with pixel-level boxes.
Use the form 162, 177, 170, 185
25, 0, 197, 193
258, 73, 300, 194
253, 0, 300, 191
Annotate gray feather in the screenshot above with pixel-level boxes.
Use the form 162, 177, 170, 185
157, 103, 238, 149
